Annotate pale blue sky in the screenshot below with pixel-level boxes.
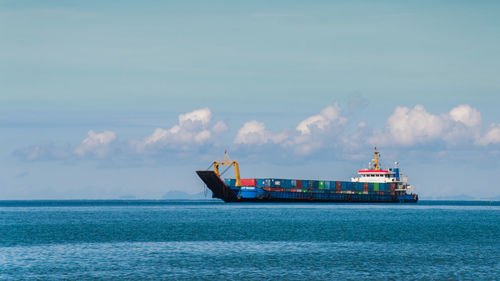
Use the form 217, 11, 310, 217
1, 0, 499, 199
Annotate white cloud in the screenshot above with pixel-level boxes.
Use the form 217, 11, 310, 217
449, 104, 482, 127
288, 103, 348, 155
75, 130, 116, 157
374, 104, 483, 146
234, 103, 348, 155
296, 103, 347, 135
212, 120, 228, 134
383, 105, 445, 145
179, 107, 212, 126
234, 120, 287, 145
134, 108, 227, 152
476, 123, 500, 145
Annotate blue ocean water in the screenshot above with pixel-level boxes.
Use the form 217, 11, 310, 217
0, 200, 499, 280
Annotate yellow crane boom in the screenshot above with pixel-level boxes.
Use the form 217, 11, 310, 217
213, 151, 241, 186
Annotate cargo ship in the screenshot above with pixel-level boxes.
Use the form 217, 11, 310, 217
196, 148, 418, 203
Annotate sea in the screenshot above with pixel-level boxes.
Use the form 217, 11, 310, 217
0, 200, 499, 280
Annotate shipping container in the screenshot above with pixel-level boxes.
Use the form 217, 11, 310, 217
241, 179, 257, 186
301, 180, 307, 189
335, 181, 341, 193
271, 179, 282, 187
374, 182, 379, 192
257, 179, 271, 188
318, 181, 325, 189
226, 179, 236, 186
296, 180, 302, 188
283, 179, 292, 189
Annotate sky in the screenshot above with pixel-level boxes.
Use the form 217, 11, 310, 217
1, 0, 500, 199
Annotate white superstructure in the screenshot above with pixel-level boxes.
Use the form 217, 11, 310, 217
350, 147, 408, 188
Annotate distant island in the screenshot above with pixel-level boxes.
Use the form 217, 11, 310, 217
162, 190, 213, 200
420, 194, 500, 201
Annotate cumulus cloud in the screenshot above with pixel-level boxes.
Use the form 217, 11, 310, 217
286, 103, 348, 155
296, 103, 347, 135
382, 105, 446, 145
476, 123, 500, 145
373, 104, 483, 146
133, 108, 227, 152
75, 130, 116, 158
449, 105, 482, 127
234, 121, 287, 145
234, 103, 348, 155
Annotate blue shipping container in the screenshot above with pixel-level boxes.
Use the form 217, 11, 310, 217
257, 179, 271, 188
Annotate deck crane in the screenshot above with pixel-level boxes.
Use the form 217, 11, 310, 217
213, 151, 241, 187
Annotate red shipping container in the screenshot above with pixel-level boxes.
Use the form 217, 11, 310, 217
290, 189, 296, 192
241, 179, 257, 186
263, 188, 272, 191
296, 180, 302, 188
335, 181, 341, 193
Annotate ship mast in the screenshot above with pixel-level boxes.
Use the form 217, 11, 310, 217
373, 146, 380, 171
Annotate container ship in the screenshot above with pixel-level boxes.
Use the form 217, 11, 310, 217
196, 147, 418, 203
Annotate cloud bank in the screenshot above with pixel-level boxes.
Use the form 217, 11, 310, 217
14, 103, 500, 163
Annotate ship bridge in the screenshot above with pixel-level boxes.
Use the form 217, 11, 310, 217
352, 169, 399, 183
351, 147, 402, 184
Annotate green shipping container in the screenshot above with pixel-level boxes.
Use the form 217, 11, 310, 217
318, 181, 325, 189
374, 183, 379, 191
